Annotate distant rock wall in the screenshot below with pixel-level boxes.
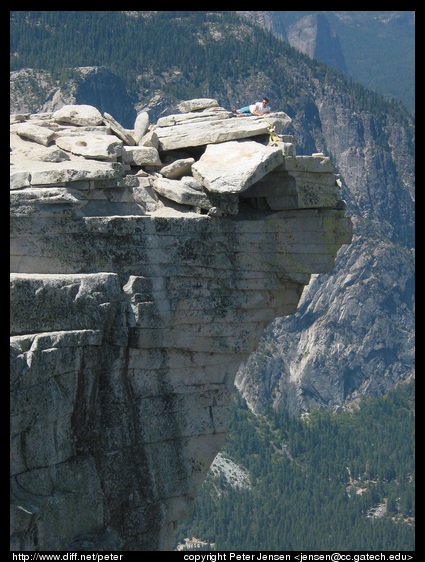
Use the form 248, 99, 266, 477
10, 66, 137, 128
10, 100, 352, 551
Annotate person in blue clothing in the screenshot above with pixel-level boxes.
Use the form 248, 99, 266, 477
235, 97, 271, 117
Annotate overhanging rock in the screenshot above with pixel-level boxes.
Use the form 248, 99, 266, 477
191, 140, 284, 194
10, 99, 353, 551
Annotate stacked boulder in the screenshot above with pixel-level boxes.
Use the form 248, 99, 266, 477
10, 98, 304, 221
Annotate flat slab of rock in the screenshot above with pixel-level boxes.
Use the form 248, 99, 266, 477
177, 98, 219, 113
192, 140, 284, 194
13, 122, 56, 147
155, 116, 271, 151
56, 134, 123, 161
10, 160, 123, 189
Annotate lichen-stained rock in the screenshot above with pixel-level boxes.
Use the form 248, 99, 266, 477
10, 272, 121, 335
10, 100, 353, 551
10, 160, 124, 190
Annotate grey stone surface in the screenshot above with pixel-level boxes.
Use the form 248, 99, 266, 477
10, 100, 352, 551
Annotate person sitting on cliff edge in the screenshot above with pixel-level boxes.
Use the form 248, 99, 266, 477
235, 97, 271, 117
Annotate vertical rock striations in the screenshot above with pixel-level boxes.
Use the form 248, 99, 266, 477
10, 100, 352, 550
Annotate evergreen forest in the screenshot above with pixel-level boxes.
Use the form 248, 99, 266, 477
10, 10, 412, 126
174, 381, 415, 551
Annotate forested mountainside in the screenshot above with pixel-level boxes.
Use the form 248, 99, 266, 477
237, 11, 415, 116
175, 380, 415, 551
10, 11, 414, 415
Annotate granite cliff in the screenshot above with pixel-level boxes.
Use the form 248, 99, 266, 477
10, 100, 352, 550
